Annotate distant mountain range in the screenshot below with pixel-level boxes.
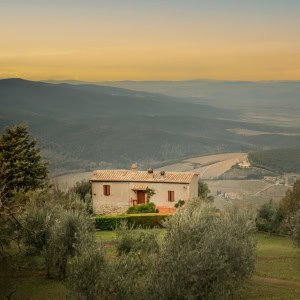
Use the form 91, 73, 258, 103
1, 78, 299, 175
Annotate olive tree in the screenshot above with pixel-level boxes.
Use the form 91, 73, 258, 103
147, 201, 256, 300
67, 243, 105, 300
291, 210, 300, 248
20, 191, 95, 278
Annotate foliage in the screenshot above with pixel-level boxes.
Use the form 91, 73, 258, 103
256, 200, 284, 234
71, 180, 91, 201
127, 202, 157, 214
20, 190, 95, 279
94, 213, 169, 230
249, 149, 300, 174
67, 244, 105, 300
198, 181, 214, 202
279, 179, 300, 220
0, 124, 48, 198
174, 199, 185, 208
71, 180, 93, 214
146, 200, 256, 299
145, 187, 156, 203
291, 210, 300, 248
115, 222, 160, 256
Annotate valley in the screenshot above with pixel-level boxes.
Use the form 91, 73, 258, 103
53, 151, 299, 210
1, 79, 299, 176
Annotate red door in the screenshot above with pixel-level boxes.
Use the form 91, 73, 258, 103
137, 191, 146, 204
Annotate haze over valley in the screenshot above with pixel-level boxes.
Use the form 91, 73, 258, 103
1, 78, 299, 175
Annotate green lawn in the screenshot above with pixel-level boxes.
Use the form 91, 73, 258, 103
1, 231, 300, 299
240, 233, 300, 299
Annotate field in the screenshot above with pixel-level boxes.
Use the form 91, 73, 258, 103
157, 152, 248, 179
52, 171, 91, 190
52, 152, 248, 188
227, 128, 300, 136
1, 232, 300, 299
52, 152, 291, 211
207, 180, 289, 210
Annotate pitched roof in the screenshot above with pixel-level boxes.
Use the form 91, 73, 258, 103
91, 169, 196, 184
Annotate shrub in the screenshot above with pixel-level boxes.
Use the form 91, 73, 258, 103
94, 213, 169, 230
256, 199, 284, 234
20, 190, 95, 279
127, 202, 156, 214
291, 210, 300, 247
67, 244, 105, 300
174, 199, 185, 208
116, 221, 160, 256
146, 200, 256, 299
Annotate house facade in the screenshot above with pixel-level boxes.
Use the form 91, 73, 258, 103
91, 164, 198, 215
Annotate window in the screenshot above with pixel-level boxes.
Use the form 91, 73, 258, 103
103, 185, 111, 196
168, 191, 175, 202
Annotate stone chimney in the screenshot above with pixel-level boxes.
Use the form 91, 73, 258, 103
147, 168, 154, 179
131, 163, 138, 172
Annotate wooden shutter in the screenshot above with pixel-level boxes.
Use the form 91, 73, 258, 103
103, 185, 111, 196
168, 191, 175, 202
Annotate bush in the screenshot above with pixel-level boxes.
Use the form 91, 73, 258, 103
116, 221, 160, 256
20, 190, 95, 279
256, 200, 284, 234
94, 213, 169, 230
127, 202, 157, 214
67, 244, 105, 300
71, 201, 256, 299
147, 200, 256, 299
174, 199, 185, 208
291, 210, 300, 247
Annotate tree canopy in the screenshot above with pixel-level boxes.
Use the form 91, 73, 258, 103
0, 124, 48, 197
280, 179, 300, 219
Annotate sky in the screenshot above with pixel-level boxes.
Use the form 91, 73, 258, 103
1, 0, 300, 81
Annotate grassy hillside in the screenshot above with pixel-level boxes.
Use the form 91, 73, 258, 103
1, 79, 300, 175
249, 149, 300, 174
1, 232, 299, 299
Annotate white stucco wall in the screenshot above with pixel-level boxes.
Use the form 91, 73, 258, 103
189, 175, 199, 200
92, 175, 199, 214
92, 181, 130, 214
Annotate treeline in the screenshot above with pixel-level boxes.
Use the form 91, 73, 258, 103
249, 148, 300, 174
256, 179, 300, 247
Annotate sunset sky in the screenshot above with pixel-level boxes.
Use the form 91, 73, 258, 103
1, 0, 300, 81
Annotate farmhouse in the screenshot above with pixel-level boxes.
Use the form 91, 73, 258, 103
91, 164, 198, 215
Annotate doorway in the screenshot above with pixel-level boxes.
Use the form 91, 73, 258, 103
137, 191, 146, 204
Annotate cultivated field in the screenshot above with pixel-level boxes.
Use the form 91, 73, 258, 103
227, 128, 300, 136
207, 180, 289, 210
158, 152, 248, 179
53, 153, 248, 188
52, 171, 91, 190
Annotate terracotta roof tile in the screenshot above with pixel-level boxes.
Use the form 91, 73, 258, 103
91, 169, 196, 184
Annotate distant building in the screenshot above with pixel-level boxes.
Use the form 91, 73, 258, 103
91, 164, 198, 215
239, 160, 250, 168
264, 176, 277, 183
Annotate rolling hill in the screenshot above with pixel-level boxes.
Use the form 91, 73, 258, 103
1, 78, 300, 175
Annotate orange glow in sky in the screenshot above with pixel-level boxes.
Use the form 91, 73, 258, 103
1, 1, 300, 81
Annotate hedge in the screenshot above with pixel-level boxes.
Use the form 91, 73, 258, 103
93, 213, 171, 230
127, 202, 157, 214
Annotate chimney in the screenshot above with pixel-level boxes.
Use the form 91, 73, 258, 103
131, 163, 138, 172
160, 170, 165, 176
147, 168, 154, 178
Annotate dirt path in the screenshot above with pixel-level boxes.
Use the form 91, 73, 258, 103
252, 276, 300, 287
251, 184, 275, 196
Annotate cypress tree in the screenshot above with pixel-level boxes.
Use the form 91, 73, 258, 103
0, 124, 48, 197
